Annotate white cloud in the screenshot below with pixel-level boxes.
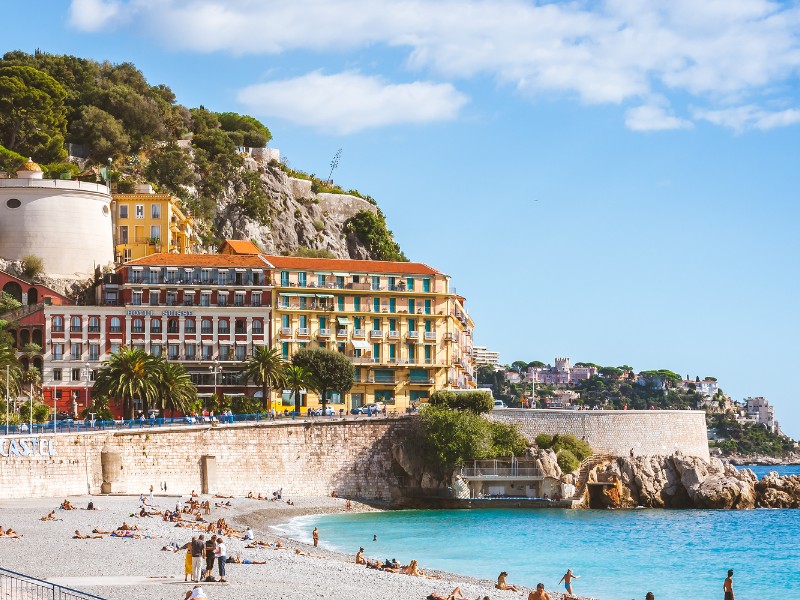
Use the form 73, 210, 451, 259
693, 105, 800, 132
237, 71, 468, 134
625, 104, 693, 132
68, 0, 126, 32
67, 0, 800, 131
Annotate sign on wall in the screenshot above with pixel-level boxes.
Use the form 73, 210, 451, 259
0, 438, 56, 457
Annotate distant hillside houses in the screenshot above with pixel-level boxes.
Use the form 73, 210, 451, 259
526, 357, 597, 386
738, 396, 781, 434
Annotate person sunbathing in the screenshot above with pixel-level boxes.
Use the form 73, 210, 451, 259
247, 491, 255, 499
60, 499, 76, 510
496, 571, 519, 592
403, 560, 424, 576
4, 528, 19, 538
226, 553, 266, 564
0, 527, 4, 537
92, 528, 112, 534
40, 511, 60, 521
426, 586, 469, 600
73, 530, 103, 539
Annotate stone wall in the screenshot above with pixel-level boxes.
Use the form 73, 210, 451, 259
0, 419, 411, 500
489, 409, 709, 461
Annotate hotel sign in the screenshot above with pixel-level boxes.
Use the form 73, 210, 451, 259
127, 310, 195, 317
0, 437, 57, 457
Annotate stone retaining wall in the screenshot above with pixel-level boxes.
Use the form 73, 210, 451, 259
488, 409, 709, 460
0, 419, 411, 500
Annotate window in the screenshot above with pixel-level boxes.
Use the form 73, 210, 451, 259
388, 276, 396, 290
388, 318, 397, 332
167, 319, 179, 334
151, 344, 162, 357
354, 296, 361, 311
131, 292, 142, 306
337, 295, 344, 311
184, 319, 196, 334
132, 318, 144, 333
217, 270, 228, 285
119, 226, 129, 244
185, 344, 196, 359
148, 269, 160, 284
110, 342, 120, 354
408, 299, 415, 313
424, 319, 432, 332
217, 293, 228, 307
373, 343, 381, 360
281, 315, 290, 328
52, 316, 64, 332
129, 268, 142, 284
252, 271, 262, 285
110, 317, 121, 333
235, 320, 245, 334
168, 344, 180, 360
135, 204, 144, 219
123, 248, 132, 261
423, 278, 431, 293
251, 292, 261, 307
166, 292, 177, 306
281, 271, 290, 286
389, 298, 396, 313
52, 344, 63, 360
408, 344, 416, 362
319, 316, 327, 329
72, 368, 82, 382
373, 298, 380, 313
235, 345, 247, 361
372, 276, 380, 290
299, 296, 307, 309
407, 278, 415, 291
281, 342, 289, 360
424, 299, 431, 315
298, 272, 307, 286
119, 204, 128, 219
200, 293, 210, 307
151, 203, 161, 219
183, 293, 194, 306
408, 319, 416, 331
218, 320, 229, 334
201, 344, 213, 360
219, 345, 230, 361
252, 320, 263, 334
88, 316, 100, 332
317, 274, 326, 287
201, 319, 212, 334
149, 291, 159, 305
70, 316, 81, 333
234, 293, 245, 307
89, 344, 100, 361
53, 368, 62, 382
71, 343, 81, 360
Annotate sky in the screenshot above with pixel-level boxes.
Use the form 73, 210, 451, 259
4, 0, 799, 438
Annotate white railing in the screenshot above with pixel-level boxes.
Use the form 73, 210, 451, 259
424, 332, 436, 340
407, 331, 420, 339
297, 327, 310, 336
317, 328, 331, 337
353, 329, 366, 337
369, 330, 383, 338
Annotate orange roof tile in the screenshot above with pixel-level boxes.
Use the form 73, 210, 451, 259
123, 253, 271, 268
262, 255, 443, 276
219, 240, 262, 255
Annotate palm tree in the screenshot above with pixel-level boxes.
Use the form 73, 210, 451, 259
154, 360, 197, 418
0, 338, 22, 399
284, 364, 312, 415
93, 346, 160, 420
244, 346, 286, 412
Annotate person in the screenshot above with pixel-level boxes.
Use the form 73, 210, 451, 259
529, 583, 551, 600
403, 560, 425, 576
427, 586, 469, 600
204, 536, 217, 579
496, 571, 519, 591
723, 569, 734, 600
312, 527, 319, 547
645, 593, 655, 600
214, 537, 228, 582
73, 530, 102, 539
373, 534, 378, 542
86, 501, 95, 510
226, 553, 266, 564
191, 535, 205, 582
242, 527, 254, 541
558, 569, 580, 597
149, 484, 154, 505
355, 547, 366, 564
184, 585, 207, 600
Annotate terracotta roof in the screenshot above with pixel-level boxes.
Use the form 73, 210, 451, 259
262, 255, 443, 276
122, 253, 271, 268
219, 240, 262, 255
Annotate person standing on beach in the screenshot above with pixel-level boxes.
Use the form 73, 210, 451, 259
204, 536, 217, 579
214, 538, 227, 582
312, 527, 319, 547
191, 535, 205, 582
558, 569, 580, 597
723, 570, 734, 600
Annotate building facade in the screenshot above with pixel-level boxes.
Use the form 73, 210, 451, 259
527, 357, 598, 386
112, 185, 200, 263
472, 345, 500, 367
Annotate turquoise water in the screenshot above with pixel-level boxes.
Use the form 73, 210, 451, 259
284, 508, 800, 600
736, 464, 800, 479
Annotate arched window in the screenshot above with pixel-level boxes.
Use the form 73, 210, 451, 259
52, 316, 64, 332
167, 319, 179, 333
184, 319, 196, 333
201, 319, 212, 334
27, 288, 38, 305
70, 316, 82, 332
88, 316, 100, 332
110, 317, 121, 333
252, 320, 263, 334
150, 318, 162, 333
2, 282, 22, 302
218, 320, 229, 334
235, 320, 246, 334
132, 318, 144, 333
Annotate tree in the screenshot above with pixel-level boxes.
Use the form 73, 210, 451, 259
93, 346, 160, 420
217, 112, 272, 147
284, 364, 313, 415
344, 210, 407, 262
144, 143, 194, 195
291, 348, 354, 413
70, 105, 130, 162
599, 366, 623, 380
0, 65, 67, 163
429, 390, 493, 414
0, 338, 22, 398
154, 360, 197, 417
527, 361, 546, 369
244, 346, 286, 411
510, 360, 528, 374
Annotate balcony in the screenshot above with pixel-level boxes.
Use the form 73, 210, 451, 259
336, 329, 348, 337
407, 331, 419, 340
388, 330, 400, 339
345, 282, 371, 290
373, 374, 395, 384
369, 330, 383, 339
297, 328, 310, 337
353, 329, 366, 338
443, 332, 456, 342
349, 356, 372, 365
424, 332, 436, 340
280, 327, 292, 336
409, 375, 433, 384
317, 328, 331, 338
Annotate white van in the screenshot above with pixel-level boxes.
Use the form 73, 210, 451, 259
493, 399, 507, 409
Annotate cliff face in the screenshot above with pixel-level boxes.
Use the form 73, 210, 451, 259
213, 158, 379, 259
587, 452, 800, 509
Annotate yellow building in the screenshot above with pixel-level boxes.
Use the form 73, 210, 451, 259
263, 254, 476, 413
112, 184, 200, 263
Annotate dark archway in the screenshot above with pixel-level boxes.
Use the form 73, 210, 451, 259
2, 281, 22, 303
32, 329, 42, 346
32, 357, 42, 371
20, 329, 30, 346
19, 357, 29, 370
27, 288, 38, 304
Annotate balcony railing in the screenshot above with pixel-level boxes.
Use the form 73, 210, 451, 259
280, 327, 292, 335
297, 328, 310, 336
317, 328, 331, 337
388, 330, 400, 339
336, 329, 348, 337
424, 332, 436, 340
407, 331, 419, 339
353, 329, 366, 338
369, 330, 383, 339
460, 467, 543, 478
409, 376, 433, 384
349, 357, 373, 364
373, 374, 395, 383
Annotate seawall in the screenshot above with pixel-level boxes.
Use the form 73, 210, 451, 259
0, 419, 410, 500
488, 409, 710, 461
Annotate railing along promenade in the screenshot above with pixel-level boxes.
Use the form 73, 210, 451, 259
0, 567, 105, 600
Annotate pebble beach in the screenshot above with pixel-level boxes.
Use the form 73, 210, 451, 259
0, 494, 589, 600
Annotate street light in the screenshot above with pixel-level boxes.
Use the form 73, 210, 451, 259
5, 364, 8, 435
208, 360, 221, 407
84, 362, 91, 417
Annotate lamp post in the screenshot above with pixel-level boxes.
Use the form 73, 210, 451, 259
208, 360, 221, 409
84, 362, 91, 417
5, 364, 8, 435
53, 378, 58, 434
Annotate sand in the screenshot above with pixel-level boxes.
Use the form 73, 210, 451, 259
0, 494, 589, 600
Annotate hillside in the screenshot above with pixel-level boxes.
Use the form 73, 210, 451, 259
0, 50, 405, 261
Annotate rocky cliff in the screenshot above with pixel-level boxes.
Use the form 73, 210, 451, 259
586, 452, 800, 509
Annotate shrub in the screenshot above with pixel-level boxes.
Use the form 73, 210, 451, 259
0, 144, 27, 172
429, 390, 493, 414
535, 433, 554, 448
293, 247, 335, 259
536, 432, 592, 464
312, 219, 325, 232
490, 421, 528, 457
557, 449, 580, 473
21, 254, 45, 278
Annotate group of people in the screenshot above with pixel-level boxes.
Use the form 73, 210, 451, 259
354, 548, 436, 578
186, 534, 228, 583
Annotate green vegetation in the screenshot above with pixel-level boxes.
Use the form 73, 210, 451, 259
291, 348, 354, 412
292, 247, 336, 259
429, 389, 493, 414
243, 346, 286, 411
20, 254, 45, 279
0, 144, 27, 172
284, 364, 313, 414
345, 209, 407, 262
413, 405, 527, 473
708, 414, 795, 456
535, 433, 592, 473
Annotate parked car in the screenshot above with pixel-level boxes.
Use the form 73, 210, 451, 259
310, 407, 335, 416
354, 403, 384, 414
492, 399, 507, 409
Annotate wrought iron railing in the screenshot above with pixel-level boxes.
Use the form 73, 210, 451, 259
0, 567, 105, 600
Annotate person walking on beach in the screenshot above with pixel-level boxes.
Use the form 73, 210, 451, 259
191, 535, 205, 582
723, 570, 734, 600
529, 583, 551, 600
312, 527, 319, 547
558, 569, 580, 597
214, 538, 227, 582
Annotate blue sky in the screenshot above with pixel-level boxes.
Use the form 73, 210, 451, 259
6, 1, 800, 438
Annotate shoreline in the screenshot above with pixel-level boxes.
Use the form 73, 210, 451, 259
0, 494, 592, 600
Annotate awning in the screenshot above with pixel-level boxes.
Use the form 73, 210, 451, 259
332, 272, 349, 277
314, 271, 331, 275
352, 340, 371, 351
149, 266, 160, 271
131, 266, 143, 271
337, 316, 351, 325
166, 267, 178, 271
316, 294, 334, 299
280, 293, 298, 298
297, 293, 315, 297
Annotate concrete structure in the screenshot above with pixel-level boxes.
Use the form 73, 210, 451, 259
112, 185, 200, 263
0, 270, 72, 307
679, 378, 719, 396
489, 409, 710, 460
527, 357, 598, 386
265, 254, 475, 412
744, 396, 780, 434
0, 162, 113, 276
472, 345, 500, 367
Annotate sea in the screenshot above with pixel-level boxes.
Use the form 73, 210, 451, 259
282, 466, 800, 600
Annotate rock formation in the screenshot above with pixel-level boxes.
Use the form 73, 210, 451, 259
586, 451, 798, 509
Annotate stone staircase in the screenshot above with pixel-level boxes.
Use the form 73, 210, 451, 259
567, 453, 616, 506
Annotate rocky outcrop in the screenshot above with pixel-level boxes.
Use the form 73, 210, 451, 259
214, 160, 379, 260
0, 258, 93, 300
586, 452, 796, 509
